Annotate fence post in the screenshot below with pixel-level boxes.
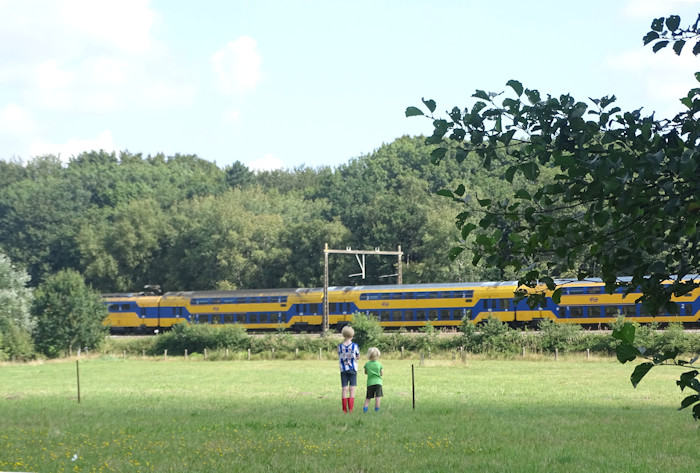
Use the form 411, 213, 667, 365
295, 348, 298, 359
248, 348, 251, 361
401, 346, 404, 358
586, 349, 590, 360
204, 348, 207, 360
226, 348, 229, 359
164, 349, 167, 361
319, 348, 322, 360
185, 349, 188, 360
555, 348, 558, 361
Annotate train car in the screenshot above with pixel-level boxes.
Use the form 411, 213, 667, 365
102, 278, 700, 333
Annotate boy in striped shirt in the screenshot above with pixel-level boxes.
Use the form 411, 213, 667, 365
338, 325, 360, 413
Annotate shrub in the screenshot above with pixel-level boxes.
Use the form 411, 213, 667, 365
350, 312, 383, 350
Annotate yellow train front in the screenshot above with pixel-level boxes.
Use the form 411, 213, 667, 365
103, 279, 700, 333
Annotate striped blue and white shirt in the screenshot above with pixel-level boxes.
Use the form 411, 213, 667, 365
338, 342, 359, 372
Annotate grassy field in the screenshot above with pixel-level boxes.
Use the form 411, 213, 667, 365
0, 355, 698, 473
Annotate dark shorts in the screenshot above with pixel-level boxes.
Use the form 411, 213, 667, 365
366, 384, 383, 399
340, 370, 357, 387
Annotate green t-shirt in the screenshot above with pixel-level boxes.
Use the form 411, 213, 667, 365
364, 360, 383, 386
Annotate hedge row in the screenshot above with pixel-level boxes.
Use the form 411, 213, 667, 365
102, 316, 700, 359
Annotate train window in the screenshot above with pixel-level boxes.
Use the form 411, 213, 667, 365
640, 306, 660, 316
360, 294, 368, 301
441, 309, 451, 320
234, 314, 245, 323
622, 305, 637, 317
198, 314, 209, 324
428, 292, 439, 299
391, 293, 402, 299
588, 307, 603, 317
211, 299, 221, 305
428, 310, 438, 321
565, 288, 585, 295
392, 310, 402, 321
415, 293, 427, 299
416, 310, 426, 320
211, 315, 221, 324
109, 304, 119, 311
223, 314, 234, 324
604, 306, 618, 317
569, 306, 584, 317
559, 307, 566, 318
588, 287, 603, 294
222, 298, 235, 304
381, 293, 391, 300
379, 311, 390, 321
402, 293, 413, 299
329, 303, 336, 313
405, 310, 414, 320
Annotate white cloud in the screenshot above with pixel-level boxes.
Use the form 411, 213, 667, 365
224, 109, 241, 121
606, 46, 699, 115
0, 0, 192, 114
0, 104, 34, 134
248, 153, 284, 172
623, 0, 700, 19
29, 131, 116, 162
211, 36, 263, 96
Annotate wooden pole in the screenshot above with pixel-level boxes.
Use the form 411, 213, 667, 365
412, 364, 415, 410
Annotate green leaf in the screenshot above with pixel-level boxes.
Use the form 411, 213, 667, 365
461, 223, 477, 239
652, 40, 670, 52
612, 322, 636, 344
693, 403, 700, 420
472, 90, 490, 101
643, 31, 659, 45
693, 42, 700, 56
448, 246, 464, 261
630, 362, 654, 388
551, 287, 562, 304
616, 342, 639, 364
666, 15, 681, 31
514, 189, 531, 200
405, 106, 424, 117
430, 147, 447, 163
422, 98, 436, 113
673, 39, 686, 56
679, 394, 699, 410
437, 189, 454, 198
506, 79, 523, 97
651, 17, 664, 32
593, 211, 610, 228
520, 162, 540, 180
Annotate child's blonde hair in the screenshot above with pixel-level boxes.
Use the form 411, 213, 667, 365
367, 347, 381, 361
341, 325, 354, 339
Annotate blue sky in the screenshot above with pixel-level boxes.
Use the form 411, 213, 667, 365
2, 0, 700, 171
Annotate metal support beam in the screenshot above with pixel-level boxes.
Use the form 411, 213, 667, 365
322, 243, 403, 336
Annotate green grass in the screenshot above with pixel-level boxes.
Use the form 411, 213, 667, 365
0, 356, 698, 472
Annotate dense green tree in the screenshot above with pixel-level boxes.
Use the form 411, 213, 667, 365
408, 12, 700, 419
31, 269, 108, 358
225, 160, 256, 188
0, 252, 34, 360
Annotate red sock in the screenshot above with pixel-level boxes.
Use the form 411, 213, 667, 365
348, 397, 355, 412
342, 398, 348, 413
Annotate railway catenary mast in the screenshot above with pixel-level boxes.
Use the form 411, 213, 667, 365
323, 243, 403, 336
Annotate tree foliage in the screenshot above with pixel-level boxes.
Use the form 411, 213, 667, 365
408, 12, 700, 419
31, 269, 108, 358
0, 252, 34, 360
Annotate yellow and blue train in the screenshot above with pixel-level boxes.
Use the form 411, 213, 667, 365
103, 279, 700, 333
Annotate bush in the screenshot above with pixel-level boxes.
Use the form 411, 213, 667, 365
350, 312, 383, 351
153, 323, 249, 356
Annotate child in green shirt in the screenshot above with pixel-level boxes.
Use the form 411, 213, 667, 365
363, 347, 383, 413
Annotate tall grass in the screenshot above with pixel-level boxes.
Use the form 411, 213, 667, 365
0, 357, 698, 472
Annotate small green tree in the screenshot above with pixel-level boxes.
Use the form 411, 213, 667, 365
350, 312, 383, 351
31, 269, 108, 358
